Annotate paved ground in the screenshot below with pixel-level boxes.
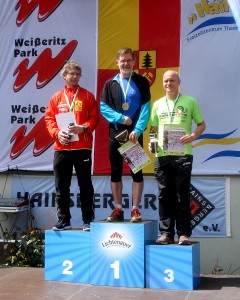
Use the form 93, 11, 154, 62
0, 267, 240, 299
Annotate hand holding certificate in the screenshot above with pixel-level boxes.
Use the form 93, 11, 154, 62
163, 124, 186, 156
55, 111, 79, 142
118, 141, 151, 174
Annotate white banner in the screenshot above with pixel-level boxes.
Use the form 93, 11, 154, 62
11, 175, 227, 237
180, 0, 240, 174
0, 0, 97, 172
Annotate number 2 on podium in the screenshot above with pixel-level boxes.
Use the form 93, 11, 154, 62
110, 260, 120, 279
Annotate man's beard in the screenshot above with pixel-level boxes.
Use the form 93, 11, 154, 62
120, 68, 132, 75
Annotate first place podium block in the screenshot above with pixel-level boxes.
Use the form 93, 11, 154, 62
145, 242, 200, 290
45, 230, 91, 283
90, 220, 158, 288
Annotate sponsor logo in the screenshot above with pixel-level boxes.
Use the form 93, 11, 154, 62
74, 100, 83, 112
15, 0, 63, 27
101, 231, 132, 249
190, 183, 215, 229
10, 117, 53, 159
186, 0, 238, 43
13, 40, 78, 92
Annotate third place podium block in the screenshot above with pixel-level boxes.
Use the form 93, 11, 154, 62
90, 220, 158, 288
145, 242, 200, 290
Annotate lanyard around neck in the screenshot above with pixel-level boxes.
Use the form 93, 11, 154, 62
119, 73, 132, 104
165, 93, 180, 123
64, 87, 79, 112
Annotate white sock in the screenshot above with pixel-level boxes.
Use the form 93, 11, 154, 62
132, 206, 139, 210
116, 204, 122, 209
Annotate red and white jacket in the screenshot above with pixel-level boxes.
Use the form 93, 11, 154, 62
45, 85, 99, 151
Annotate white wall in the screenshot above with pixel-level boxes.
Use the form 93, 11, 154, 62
194, 176, 240, 275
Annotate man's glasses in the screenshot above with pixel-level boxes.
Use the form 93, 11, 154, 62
118, 59, 134, 64
67, 72, 81, 77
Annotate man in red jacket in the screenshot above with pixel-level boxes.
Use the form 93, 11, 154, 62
45, 61, 99, 231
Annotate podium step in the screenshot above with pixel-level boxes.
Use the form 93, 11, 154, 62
45, 230, 91, 283
90, 220, 158, 288
146, 242, 200, 290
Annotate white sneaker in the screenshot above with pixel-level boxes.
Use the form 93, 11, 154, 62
52, 222, 71, 231
178, 235, 191, 245
83, 223, 90, 231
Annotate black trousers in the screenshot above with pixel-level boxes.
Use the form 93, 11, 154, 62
154, 155, 193, 238
53, 149, 94, 224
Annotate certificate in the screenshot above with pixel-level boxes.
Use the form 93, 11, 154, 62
163, 124, 186, 156
55, 111, 79, 142
118, 141, 151, 174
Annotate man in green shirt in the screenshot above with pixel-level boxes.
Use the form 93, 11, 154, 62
149, 70, 206, 245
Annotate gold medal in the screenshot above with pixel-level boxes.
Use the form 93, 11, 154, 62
122, 102, 129, 110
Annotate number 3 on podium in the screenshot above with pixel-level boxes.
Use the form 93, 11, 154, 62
164, 268, 174, 282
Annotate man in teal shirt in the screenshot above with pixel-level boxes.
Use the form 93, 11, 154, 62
100, 48, 151, 223
149, 70, 206, 245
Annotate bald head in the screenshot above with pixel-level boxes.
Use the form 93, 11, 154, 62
163, 70, 181, 99
163, 70, 180, 83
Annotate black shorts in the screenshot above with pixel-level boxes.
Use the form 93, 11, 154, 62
109, 134, 143, 182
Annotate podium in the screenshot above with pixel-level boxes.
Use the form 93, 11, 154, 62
44, 221, 200, 290
90, 220, 158, 288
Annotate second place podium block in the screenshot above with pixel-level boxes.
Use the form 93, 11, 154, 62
45, 230, 91, 283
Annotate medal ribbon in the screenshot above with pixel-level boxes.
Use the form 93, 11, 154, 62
119, 73, 132, 108
64, 87, 79, 112
165, 93, 180, 123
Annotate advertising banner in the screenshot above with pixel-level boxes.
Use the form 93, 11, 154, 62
0, 0, 97, 171
11, 175, 227, 237
180, 0, 240, 174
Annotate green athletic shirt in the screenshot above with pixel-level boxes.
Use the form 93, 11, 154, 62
150, 93, 204, 156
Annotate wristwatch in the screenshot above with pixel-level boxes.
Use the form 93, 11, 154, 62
83, 125, 88, 132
